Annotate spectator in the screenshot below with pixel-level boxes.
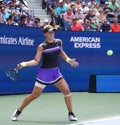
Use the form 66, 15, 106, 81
8, 0, 16, 5
74, 8, 83, 24
15, 0, 29, 11
87, 0, 97, 9
1, 7, 10, 20
117, 7, 120, 15
94, 3, 101, 16
34, 17, 42, 28
50, 19, 60, 30
70, 2, 76, 14
74, 0, 81, 11
83, 18, 91, 31
41, 18, 50, 28
0, 1, 6, 8
64, 0, 71, 8
46, 0, 53, 14
63, 7, 74, 30
54, 0, 68, 27
0, 0, 39, 28
25, 15, 36, 27
116, 7, 120, 23
103, 2, 115, 24
80, 2, 89, 20
100, 19, 111, 32
97, 9, 107, 23
70, 17, 84, 31
47, 0, 59, 15
8, 4, 16, 14
42, 0, 47, 9
15, 1, 28, 15
0, 6, 5, 23
103, 1, 114, 13
110, 17, 120, 32
12, 11, 21, 23
54, 0, 68, 15
15, 3, 23, 13
18, 14, 27, 26
108, 0, 119, 12
6, 15, 18, 25
7, 4, 21, 23
100, 0, 108, 8
85, 9, 96, 21
88, 16, 100, 31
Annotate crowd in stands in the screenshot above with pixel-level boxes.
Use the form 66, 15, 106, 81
0, 0, 41, 27
42, 0, 120, 32
1, 0, 120, 32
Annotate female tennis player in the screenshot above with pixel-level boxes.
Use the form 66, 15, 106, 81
11, 25, 79, 121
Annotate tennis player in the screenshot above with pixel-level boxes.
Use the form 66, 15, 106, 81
11, 25, 79, 121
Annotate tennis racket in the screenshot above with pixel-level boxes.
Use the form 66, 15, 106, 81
6, 68, 19, 82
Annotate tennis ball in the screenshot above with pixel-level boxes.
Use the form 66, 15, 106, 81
107, 50, 113, 56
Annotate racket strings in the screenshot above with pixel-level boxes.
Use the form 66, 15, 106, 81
6, 69, 19, 82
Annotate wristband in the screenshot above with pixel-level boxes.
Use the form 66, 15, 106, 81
66, 58, 71, 63
21, 62, 27, 67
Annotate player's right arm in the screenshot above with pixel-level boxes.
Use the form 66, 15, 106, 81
17, 44, 43, 69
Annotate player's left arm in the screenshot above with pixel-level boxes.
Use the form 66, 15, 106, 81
60, 41, 79, 67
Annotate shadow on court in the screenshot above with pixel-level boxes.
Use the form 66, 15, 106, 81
18, 120, 72, 125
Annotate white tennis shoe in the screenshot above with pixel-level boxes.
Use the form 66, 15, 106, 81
11, 109, 21, 121
68, 112, 78, 121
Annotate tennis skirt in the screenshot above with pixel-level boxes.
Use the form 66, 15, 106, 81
36, 67, 63, 85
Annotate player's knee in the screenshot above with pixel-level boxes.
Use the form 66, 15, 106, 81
63, 88, 71, 95
31, 93, 40, 100
64, 93, 71, 98
62, 88, 71, 97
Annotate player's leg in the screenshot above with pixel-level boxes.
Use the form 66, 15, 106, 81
55, 78, 72, 112
54, 78, 77, 121
11, 82, 46, 121
18, 86, 43, 112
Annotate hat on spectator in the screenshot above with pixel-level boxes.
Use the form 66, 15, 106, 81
43, 25, 54, 33
81, 2, 86, 5
105, 2, 109, 4
44, 19, 49, 23
71, 2, 75, 5
59, 0, 64, 3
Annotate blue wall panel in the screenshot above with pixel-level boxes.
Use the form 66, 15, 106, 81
0, 24, 120, 94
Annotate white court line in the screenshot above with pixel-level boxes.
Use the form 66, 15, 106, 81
67, 116, 120, 125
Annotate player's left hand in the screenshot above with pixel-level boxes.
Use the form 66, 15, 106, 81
69, 59, 79, 67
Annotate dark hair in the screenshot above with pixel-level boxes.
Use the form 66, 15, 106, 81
20, 15, 26, 21
43, 25, 54, 33
19, 0, 28, 8
50, 19, 56, 25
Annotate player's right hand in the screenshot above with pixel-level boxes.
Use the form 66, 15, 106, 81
17, 63, 23, 69
17, 62, 26, 69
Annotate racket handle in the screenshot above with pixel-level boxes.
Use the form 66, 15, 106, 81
14, 68, 18, 73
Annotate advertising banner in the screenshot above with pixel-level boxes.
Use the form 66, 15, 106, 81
0, 24, 120, 94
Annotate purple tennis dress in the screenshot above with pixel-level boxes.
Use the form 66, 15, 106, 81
36, 39, 63, 85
